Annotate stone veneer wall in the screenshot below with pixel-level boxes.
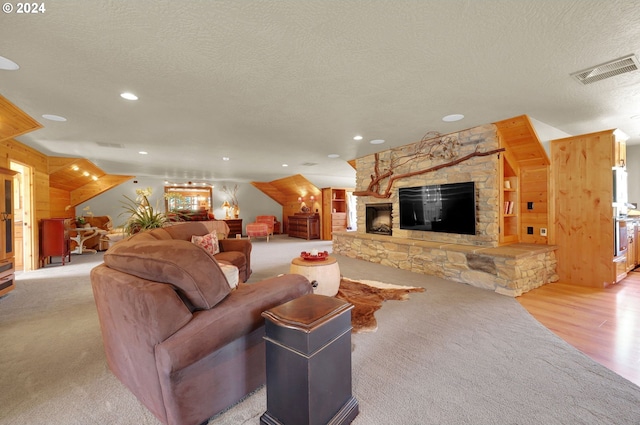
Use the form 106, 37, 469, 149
333, 232, 557, 296
356, 123, 500, 246
333, 123, 558, 296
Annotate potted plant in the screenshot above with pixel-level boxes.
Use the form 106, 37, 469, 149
120, 187, 167, 235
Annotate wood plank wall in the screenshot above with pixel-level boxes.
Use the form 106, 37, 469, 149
550, 131, 616, 287
0, 139, 51, 270
519, 165, 550, 244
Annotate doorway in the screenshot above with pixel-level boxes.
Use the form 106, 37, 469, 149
10, 161, 33, 272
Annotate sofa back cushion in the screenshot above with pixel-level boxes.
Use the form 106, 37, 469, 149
104, 238, 230, 310
163, 221, 210, 241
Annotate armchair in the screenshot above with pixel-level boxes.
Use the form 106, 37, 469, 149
91, 233, 312, 425
255, 215, 281, 235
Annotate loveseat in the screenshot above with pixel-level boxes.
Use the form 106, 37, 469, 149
90, 223, 313, 425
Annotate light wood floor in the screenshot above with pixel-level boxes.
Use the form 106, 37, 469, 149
518, 271, 640, 387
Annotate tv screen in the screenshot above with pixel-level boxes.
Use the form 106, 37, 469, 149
399, 182, 476, 235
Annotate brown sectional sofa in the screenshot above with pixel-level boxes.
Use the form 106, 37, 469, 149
90, 222, 313, 425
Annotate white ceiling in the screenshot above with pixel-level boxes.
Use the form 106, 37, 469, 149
2, 1, 640, 188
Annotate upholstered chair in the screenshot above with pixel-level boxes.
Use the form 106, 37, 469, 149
255, 215, 280, 235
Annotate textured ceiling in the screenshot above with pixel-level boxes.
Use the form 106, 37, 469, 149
1, 0, 640, 188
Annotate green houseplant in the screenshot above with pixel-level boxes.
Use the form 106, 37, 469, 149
120, 187, 167, 235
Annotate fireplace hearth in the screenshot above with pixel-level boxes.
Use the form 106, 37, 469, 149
366, 203, 392, 235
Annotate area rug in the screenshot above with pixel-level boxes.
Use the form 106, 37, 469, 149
335, 277, 425, 333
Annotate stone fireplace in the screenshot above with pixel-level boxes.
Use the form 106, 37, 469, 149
332, 123, 558, 297
366, 203, 392, 236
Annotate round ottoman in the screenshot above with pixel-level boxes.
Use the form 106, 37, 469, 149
289, 255, 341, 296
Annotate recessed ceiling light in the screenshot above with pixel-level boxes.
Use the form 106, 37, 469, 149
120, 92, 138, 100
442, 114, 464, 122
0, 56, 19, 70
353, 135, 363, 141
222, 157, 230, 161
282, 164, 288, 167
42, 114, 67, 122
138, 151, 148, 155
370, 139, 385, 145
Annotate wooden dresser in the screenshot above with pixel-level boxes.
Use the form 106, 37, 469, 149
288, 213, 320, 240
223, 218, 243, 238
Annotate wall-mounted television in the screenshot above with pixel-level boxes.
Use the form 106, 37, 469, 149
399, 182, 476, 235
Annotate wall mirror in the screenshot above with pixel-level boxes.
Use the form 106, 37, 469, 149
164, 185, 213, 212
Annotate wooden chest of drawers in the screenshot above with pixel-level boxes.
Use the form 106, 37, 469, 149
288, 214, 320, 240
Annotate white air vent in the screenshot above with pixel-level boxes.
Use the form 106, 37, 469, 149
301, 162, 318, 166
571, 54, 640, 85
96, 142, 125, 149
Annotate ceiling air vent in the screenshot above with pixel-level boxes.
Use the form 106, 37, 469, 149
96, 142, 125, 149
301, 162, 318, 166
571, 54, 640, 85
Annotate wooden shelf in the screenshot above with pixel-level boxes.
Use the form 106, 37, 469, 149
321, 188, 349, 240
499, 156, 519, 245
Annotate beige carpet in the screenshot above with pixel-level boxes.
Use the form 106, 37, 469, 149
2, 235, 640, 425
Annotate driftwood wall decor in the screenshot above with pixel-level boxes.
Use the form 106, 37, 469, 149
353, 132, 505, 199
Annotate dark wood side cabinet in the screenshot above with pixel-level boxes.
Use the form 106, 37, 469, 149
288, 213, 320, 240
39, 218, 71, 267
261, 294, 359, 425
0, 167, 17, 297
223, 218, 243, 238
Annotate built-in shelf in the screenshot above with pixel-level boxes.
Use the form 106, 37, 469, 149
500, 156, 519, 245
321, 188, 348, 240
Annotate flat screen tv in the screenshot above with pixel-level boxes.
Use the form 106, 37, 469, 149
399, 181, 476, 235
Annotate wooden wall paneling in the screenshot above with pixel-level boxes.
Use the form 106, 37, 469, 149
0, 94, 43, 142
49, 157, 106, 191
321, 188, 332, 240
283, 198, 300, 233
49, 187, 71, 218
519, 165, 549, 244
70, 175, 134, 206
0, 139, 48, 172
551, 131, 616, 287
493, 115, 550, 168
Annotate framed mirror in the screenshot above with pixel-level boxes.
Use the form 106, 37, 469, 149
164, 185, 213, 213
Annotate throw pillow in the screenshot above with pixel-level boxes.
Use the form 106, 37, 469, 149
191, 231, 220, 255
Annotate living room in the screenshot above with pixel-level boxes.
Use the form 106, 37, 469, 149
2, 2, 640, 424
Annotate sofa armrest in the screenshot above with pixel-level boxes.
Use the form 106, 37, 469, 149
218, 238, 252, 276
155, 274, 312, 373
